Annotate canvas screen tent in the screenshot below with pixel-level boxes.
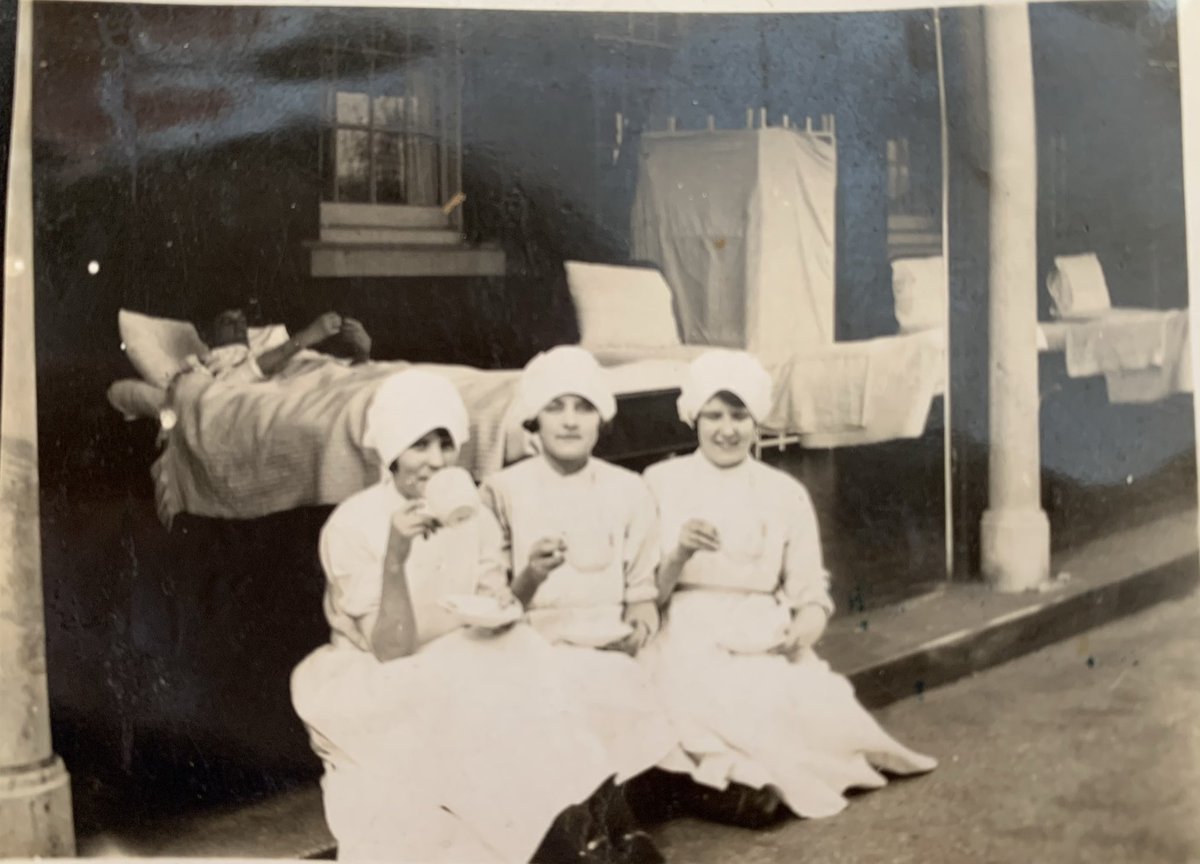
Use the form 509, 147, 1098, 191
630, 126, 838, 369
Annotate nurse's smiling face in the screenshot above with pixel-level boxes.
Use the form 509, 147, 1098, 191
536, 395, 601, 471
391, 429, 459, 498
695, 392, 756, 469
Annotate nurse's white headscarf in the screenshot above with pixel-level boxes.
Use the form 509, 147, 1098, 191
364, 369, 470, 474
677, 349, 774, 425
517, 345, 617, 423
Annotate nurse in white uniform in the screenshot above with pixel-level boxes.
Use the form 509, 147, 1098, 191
480, 346, 680, 864
290, 369, 637, 863
642, 349, 937, 827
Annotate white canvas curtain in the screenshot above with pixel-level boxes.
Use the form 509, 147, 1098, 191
630, 127, 837, 368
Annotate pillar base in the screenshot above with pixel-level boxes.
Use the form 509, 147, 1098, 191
0, 756, 74, 856
981, 507, 1051, 593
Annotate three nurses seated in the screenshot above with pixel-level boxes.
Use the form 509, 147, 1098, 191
291, 345, 936, 864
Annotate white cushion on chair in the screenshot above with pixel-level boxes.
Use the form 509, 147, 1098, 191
891, 256, 947, 334
565, 261, 682, 350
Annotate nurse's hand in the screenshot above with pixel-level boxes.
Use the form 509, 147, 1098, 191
391, 500, 439, 540
657, 521, 719, 601
524, 536, 567, 582
676, 519, 721, 558
511, 538, 566, 608
612, 601, 659, 656
779, 604, 828, 656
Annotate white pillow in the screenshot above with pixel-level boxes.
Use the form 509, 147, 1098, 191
1047, 253, 1112, 319
891, 256, 947, 334
118, 309, 208, 389
106, 378, 168, 421
565, 261, 682, 349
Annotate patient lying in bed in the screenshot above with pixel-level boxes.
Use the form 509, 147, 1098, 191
191, 307, 373, 383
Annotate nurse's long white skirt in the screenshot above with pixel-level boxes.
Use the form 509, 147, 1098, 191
525, 606, 682, 788
642, 590, 937, 819
292, 624, 626, 863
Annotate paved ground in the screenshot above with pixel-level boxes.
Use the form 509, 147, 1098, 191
654, 593, 1200, 864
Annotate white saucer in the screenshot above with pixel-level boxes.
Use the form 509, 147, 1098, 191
438, 594, 524, 629
558, 620, 634, 648
717, 628, 788, 655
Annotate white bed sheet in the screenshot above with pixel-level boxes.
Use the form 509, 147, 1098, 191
590, 330, 946, 448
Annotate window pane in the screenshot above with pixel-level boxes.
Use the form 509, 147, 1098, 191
374, 133, 405, 203
336, 91, 369, 126
406, 135, 440, 205
336, 129, 371, 201
374, 95, 406, 129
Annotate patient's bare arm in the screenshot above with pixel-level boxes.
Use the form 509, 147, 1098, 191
255, 312, 343, 377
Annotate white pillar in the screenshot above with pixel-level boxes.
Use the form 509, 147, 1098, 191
0, 0, 75, 854
978, 3, 1051, 592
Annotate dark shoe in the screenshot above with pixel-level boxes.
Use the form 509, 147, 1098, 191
621, 769, 686, 824
683, 782, 785, 829
612, 830, 666, 864
532, 801, 603, 863
589, 778, 642, 839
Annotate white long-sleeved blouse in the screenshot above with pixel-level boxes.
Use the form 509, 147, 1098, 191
479, 456, 661, 610
643, 452, 834, 615
319, 479, 509, 651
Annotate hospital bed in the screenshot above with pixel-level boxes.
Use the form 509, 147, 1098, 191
105, 309, 717, 524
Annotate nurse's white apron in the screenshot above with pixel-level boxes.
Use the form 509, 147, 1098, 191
644, 504, 937, 818
293, 516, 621, 863
509, 473, 680, 785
